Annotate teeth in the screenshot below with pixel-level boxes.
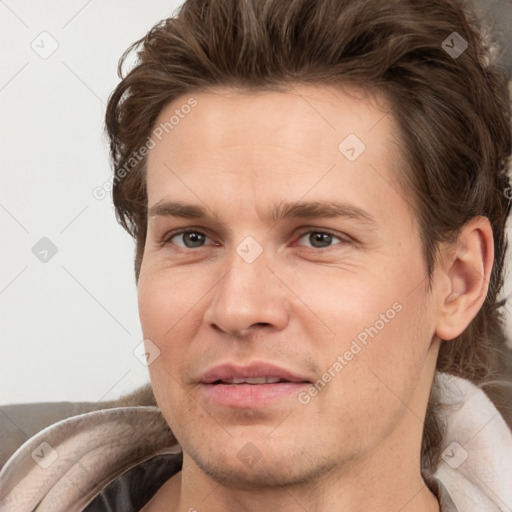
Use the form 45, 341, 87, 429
246, 377, 267, 384
221, 376, 283, 384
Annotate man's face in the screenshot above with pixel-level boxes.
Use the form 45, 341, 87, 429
138, 85, 441, 487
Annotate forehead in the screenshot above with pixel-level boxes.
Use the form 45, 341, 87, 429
148, 83, 396, 163
145, 84, 410, 226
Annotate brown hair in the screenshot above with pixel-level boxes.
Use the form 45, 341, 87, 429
105, 0, 512, 473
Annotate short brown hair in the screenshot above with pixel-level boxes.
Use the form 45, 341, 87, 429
105, 0, 512, 473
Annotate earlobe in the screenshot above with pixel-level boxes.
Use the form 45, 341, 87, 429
435, 216, 494, 341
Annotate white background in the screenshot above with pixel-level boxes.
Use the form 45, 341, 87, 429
1, 0, 184, 405
1, 0, 511, 405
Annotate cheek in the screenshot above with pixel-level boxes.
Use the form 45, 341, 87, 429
137, 263, 216, 405
138, 278, 169, 339
137, 263, 206, 341
137, 271, 196, 426
301, 258, 432, 393
333, 285, 434, 421
287, 267, 405, 349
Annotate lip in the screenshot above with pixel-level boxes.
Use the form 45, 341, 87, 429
199, 362, 311, 408
199, 362, 310, 384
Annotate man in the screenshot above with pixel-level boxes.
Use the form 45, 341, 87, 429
1, 0, 511, 511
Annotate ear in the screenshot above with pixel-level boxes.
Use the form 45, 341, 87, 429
435, 216, 494, 341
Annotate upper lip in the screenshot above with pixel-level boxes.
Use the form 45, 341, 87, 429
199, 362, 311, 384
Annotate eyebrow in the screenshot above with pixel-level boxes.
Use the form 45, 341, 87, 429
148, 200, 377, 226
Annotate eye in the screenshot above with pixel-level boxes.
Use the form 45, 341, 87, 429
161, 228, 348, 250
165, 230, 213, 249
296, 230, 345, 249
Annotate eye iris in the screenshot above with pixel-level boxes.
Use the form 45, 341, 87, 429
183, 232, 205, 248
310, 232, 332, 248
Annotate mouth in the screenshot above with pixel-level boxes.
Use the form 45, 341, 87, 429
211, 376, 301, 385
199, 363, 311, 408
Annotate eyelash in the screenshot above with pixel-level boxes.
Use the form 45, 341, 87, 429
160, 228, 349, 250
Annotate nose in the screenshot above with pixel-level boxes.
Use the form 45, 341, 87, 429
203, 247, 290, 338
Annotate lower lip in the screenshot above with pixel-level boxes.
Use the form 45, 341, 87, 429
200, 382, 309, 408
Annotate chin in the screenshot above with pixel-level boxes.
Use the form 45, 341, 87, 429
184, 435, 339, 490
196, 454, 335, 489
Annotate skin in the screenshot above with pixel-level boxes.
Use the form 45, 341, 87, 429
138, 84, 493, 512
